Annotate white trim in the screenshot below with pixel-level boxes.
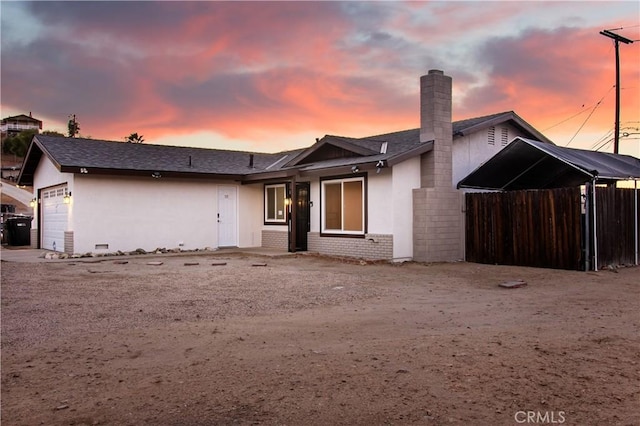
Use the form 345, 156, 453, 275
264, 183, 287, 223
321, 176, 365, 235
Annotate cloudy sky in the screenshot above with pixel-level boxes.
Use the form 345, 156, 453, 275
1, 1, 639, 156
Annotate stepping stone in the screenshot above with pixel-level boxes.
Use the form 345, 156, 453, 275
114, 260, 129, 265
147, 261, 164, 266
211, 262, 227, 266
251, 263, 267, 267
499, 280, 527, 289
184, 262, 199, 266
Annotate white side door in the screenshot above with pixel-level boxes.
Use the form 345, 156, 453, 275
217, 186, 237, 247
42, 185, 69, 252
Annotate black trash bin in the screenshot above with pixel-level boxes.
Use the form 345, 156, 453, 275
5, 216, 32, 246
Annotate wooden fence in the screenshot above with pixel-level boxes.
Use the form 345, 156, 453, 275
465, 186, 639, 271
465, 188, 583, 270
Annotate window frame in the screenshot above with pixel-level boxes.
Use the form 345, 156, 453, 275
320, 174, 367, 237
263, 183, 288, 225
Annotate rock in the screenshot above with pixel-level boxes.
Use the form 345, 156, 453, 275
59, 253, 69, 259
135, 248, 147, 255
498, 280, 527, 289
54, 404, 69, 410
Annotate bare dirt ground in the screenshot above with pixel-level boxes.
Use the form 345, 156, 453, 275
1, 252, 638, 426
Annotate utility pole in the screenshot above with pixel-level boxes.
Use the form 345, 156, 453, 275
599, 29, 633, 154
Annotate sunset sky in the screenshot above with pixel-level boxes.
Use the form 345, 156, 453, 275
1, 1, 639, 156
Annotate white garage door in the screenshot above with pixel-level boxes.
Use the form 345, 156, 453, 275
42, 185, 69, 252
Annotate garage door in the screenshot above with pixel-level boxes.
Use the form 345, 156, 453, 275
42, 185, 69, 252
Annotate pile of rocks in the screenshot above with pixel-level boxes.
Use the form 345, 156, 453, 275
41, 247, 217, 260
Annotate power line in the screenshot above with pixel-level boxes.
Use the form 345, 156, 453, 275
547, 85, 614, 135
565, 95, 608, 147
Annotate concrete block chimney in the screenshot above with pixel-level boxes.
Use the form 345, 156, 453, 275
419, 69, 453, 188
412, 70, 462, 263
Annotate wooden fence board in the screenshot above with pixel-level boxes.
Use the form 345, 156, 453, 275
595, 187, 639, 268
465, 188, 583, 270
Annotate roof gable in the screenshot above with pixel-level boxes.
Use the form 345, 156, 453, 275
453, 111, 553, 145
284, 135, 380, 167
1, 114, 42, 125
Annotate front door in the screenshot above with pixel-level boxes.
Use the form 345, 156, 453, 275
294, 182, 310, 251
217, 186, 237, 247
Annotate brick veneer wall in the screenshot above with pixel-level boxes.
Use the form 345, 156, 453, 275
261, 229, 288, 250
64, 231, 74, 254
30, 228, 38, 249
307, 233, 393, 260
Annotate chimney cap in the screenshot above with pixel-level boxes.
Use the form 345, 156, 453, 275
428, 69, 444, 75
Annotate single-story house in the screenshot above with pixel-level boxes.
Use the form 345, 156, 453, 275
17, 70, 554, 262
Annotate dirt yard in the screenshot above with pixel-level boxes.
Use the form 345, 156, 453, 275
1, 252, 638, 425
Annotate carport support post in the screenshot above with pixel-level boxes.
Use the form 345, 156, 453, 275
635, 179, 638, 265
584, 184, 591, 271
592, 178, 598, 272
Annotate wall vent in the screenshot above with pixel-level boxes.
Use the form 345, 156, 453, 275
488, 126, 495, 145
95, 244, 109, 250
501, 127, 509, 146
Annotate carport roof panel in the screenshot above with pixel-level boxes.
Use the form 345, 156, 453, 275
458, 137, 640, 190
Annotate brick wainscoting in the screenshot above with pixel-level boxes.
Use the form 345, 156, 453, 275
261, 230, 288, 250
64, 231, 74, 254
307, 233, 393, 260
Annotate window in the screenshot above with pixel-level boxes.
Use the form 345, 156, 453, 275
321, 176, 365, 235
264, 184, 287, 223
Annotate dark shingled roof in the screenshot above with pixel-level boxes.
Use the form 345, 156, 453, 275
17, 111, 553, 185
458, 137, 640, 190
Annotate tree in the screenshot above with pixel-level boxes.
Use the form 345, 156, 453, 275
67, 114, 80, 137
125, 132, 144, 143
1, 130, 37, 158
42, 130, 65, 137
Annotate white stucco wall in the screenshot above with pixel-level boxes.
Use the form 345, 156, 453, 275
46, 174, 262, 254
367, 170, 393, 234
452, 123, 524, 187
391, 157, 421, 260
238, 184, 263, 247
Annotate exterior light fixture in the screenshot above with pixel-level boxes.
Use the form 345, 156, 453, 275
80, 168, 88, 174
63, 192, 72, 204
284, 198, 292, 206
29, 198, 36, 208
151, 172, 162, 179
351, 165, 360, 173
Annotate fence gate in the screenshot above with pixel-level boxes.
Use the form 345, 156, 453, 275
465, 188, 583, 270
594, 186, 640, 269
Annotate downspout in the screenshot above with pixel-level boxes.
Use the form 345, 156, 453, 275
592, 178, 598, 271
